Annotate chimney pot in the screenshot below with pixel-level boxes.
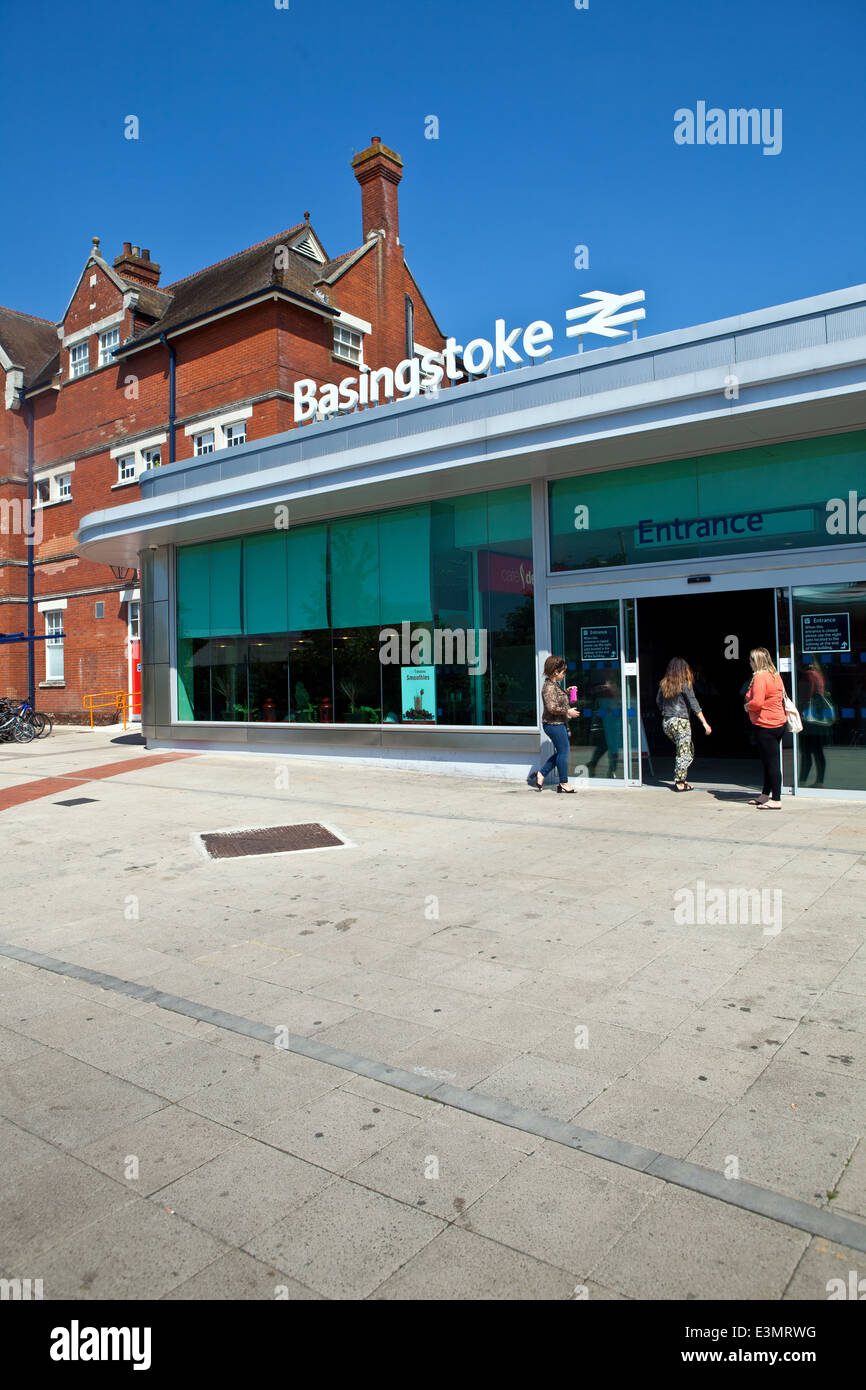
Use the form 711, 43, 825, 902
141, 249, 150, 261
132, 246, 140, 258
123, 241, 132, 255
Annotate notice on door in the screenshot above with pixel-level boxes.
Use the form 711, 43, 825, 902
800, 613, 851, 653
401, 665, 437, 722
580, 626, 619, 662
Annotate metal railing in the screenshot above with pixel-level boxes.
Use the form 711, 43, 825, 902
82, 691, 136, 730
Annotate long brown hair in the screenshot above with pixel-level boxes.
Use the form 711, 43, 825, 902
750, 647, 778, 676
544, 654, 566, 679
660, 657, 693, 699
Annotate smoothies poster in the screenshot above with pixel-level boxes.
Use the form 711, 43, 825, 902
401, 665, 437, 722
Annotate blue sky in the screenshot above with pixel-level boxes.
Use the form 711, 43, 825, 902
2, 0, 864, 354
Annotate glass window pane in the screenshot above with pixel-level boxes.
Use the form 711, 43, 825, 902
244, 533, 288, 634
208, 539, 241, 636
378, 505, 432, 625
176, 544, 211, 638
287, 524, 328, 631
793, 581, 866, 793
550, 600, 623, 778
333, 627, 381, 722
330, 516, 379, 628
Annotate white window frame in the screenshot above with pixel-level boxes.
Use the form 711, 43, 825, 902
44, 610, 64, 682
110, 434, 167, 487
34, 462, 76, 507
98, 326, 120, 368
70, 341, 90, 378
333, 323, 363, 366
56, 473, 72, 500
194, 430, 215, 456
224, 421, 246, 448
183, 406, 253, 455
117, 454, 137, 482
128, 599, 141, 642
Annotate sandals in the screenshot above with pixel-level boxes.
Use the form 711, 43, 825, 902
756, 799, 782, 809
557, 783, 575, 794
748, 794, 770, 806
674, 782, 694, 792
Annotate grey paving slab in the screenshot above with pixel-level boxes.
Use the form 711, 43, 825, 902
73, 1105, 243, 1194
533, 1017, 666, 1078
0, 1153, 135, 1265
772, 1018, 866, 1080
834, 1138, 866, 1219
245, 1179, 445, 1299
152, 1139, 337, 1245
179, 1053, 344, 1133
0, 1116, 61, 1174
164, 1250, 324, 1300
344, 1114, 527, 1221
448, 997, 573, 1049
254, 1087, 421, 1174
591, 1186, 808, 1300
372, 1223, 576, 1300
463, 1152, 653, 1276
628, 1036, 772, 1103
390, 1030, 519, 1089
783, 1237, 866, 1300
32, 1199, 229, 1300
475, 1053, 609, 1119
742, 1059, 866, 1135
685, 1107, 856, 1207
7, 1072, 167, 1151
573, 1077, 727, 1158
0, 1026, 44, 1064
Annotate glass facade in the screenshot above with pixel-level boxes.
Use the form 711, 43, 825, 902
550, 599, 625, 779
176, 486, 536, 726
549, 431, 866, 572
793, 582, 866, 793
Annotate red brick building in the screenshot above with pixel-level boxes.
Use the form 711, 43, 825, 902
0, 137, 446, 722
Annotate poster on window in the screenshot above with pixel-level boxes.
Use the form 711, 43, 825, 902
401, 665, 437, 722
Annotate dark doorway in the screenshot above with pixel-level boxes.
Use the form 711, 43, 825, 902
638, 589, 776, 788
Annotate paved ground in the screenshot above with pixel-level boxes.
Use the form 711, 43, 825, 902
1, 726, 865, 1301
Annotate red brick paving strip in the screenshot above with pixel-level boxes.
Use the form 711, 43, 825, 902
0, 752, 196, 813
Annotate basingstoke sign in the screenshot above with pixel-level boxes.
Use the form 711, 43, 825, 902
293, 290, 646, 422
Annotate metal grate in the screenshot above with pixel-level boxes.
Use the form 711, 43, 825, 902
54, 798, 98, 807
200, 823, 344, 860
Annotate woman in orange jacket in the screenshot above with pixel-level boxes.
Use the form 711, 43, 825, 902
744, 647, 787, 808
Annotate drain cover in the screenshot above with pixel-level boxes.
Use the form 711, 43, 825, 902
54, 797, 98, 807
199, 823, 344, 860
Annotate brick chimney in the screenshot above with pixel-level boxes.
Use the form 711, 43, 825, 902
352, 137, 403, 245
113, 242, 161, 287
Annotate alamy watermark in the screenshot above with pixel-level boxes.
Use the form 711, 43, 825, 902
674, 879, 783, 936
379, 622, 488, 677
674, 103, 782, 156
0, 498, 42, 545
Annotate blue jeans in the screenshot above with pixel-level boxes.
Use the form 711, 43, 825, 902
539, 722, 570, 783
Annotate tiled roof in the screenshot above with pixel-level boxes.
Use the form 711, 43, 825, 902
117, 225, 338, 351
0, 305, 58, 388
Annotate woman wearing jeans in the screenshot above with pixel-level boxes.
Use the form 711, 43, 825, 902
533, 655, 578, 793
745, 647, 787, 809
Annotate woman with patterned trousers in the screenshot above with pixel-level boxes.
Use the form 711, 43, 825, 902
656, 657, 712, 792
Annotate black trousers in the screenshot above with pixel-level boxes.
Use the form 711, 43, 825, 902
753, 722, 786, 799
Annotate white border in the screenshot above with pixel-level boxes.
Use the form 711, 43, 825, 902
190, 819, 356, 862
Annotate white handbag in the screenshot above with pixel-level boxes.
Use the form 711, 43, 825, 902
784, 694, 803, 734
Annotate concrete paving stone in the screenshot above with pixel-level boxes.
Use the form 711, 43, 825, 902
130, 1004, 224, 1043
591, 1185, 808, 1300
152, 1138, 337, 1245
246, 1177, 444, 1299
507, 973, 599, 1016
9, 1071, 168, 1151
0, 1153, 135, 1265
32, 1013, 195, 1073
519, 918, 617, 949
0, 1048, 123, 1117
685, 1106, 856, 1206
179, 1052, 343, 1133
372, 1223, 577, 1300
74, 1104, 243, 1193
0, 1115, 64, 1174
672, 1000, 799, 1054
391, 1031, 519, 1090
834, 1138, 866, 1219
449, 997, 576, 1050
742, 1058, 866, 1135
464, 1151, 653, 1276
432, 957, 531, 996
533, 1018, 667, 1079
711, 961, 840, 1018
310, 970, 488, 1030
829, 956, 866, 995
345, 1114, 528, 1221
627, 957, 740, 1004
476, 1053, 609, 1119
782, 1236, 866, 1300
772, 1019, 866, 1080
116, 1036, 271, 1099
314, 1011, 436, 1065
33, 1197, 229, 1300
628, 1036, 773, 1103
254, 1087, 421, 1174
573, 1078, 727, 1158
425, 924, 522, 957
534, 1137, 668, 1196
163, 1250, 324, 1300
581, 983, 699, 1034
761, 929, 862, 965
0, 985, 112, 1032
803, 990, 866, 1032
0, 1025, 43, 1064
371, 945, 465, 984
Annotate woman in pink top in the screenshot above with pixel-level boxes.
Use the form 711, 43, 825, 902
744, 647, 787, 808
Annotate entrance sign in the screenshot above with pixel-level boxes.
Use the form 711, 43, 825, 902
580, 626, 619, 662
293, 290, 646, 422
401, 665, 437, 722
800, 613, 851, 653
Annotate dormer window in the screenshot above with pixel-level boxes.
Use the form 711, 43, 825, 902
224, 422, 246, 448
194, 430, 215, 456
70, 342, 89, 378
98, 327, 120, 367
